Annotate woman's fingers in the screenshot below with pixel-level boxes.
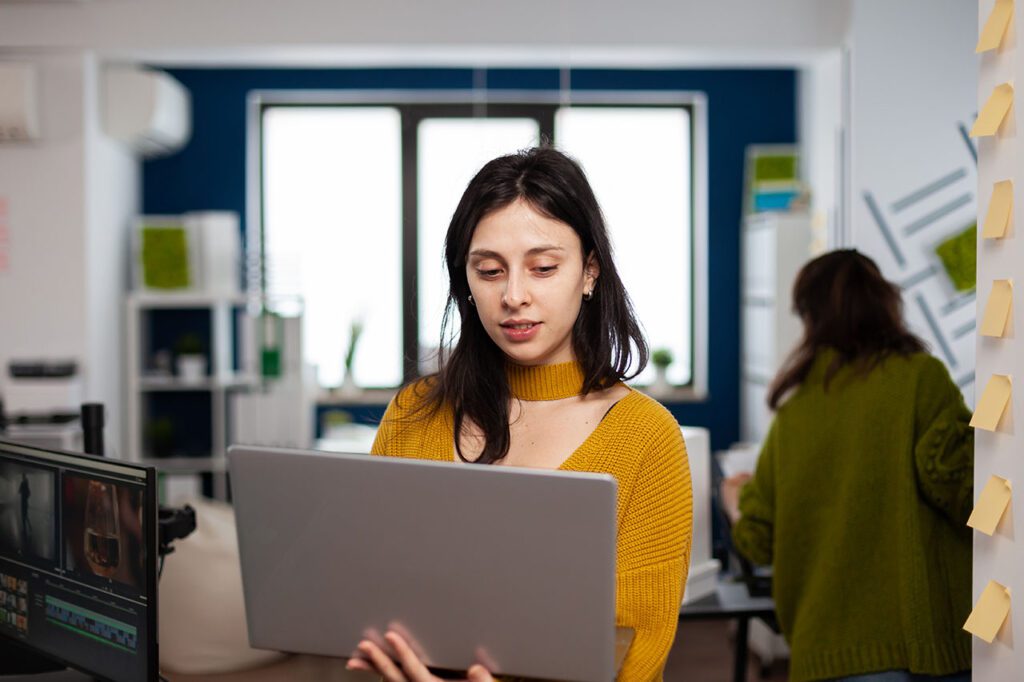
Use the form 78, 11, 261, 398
346, 633, 495, 682
385, 631, 433, 681
466, 664, 495, 682
357, 640, 407, 682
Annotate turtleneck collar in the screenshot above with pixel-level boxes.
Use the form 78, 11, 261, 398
506, 360, 586, 401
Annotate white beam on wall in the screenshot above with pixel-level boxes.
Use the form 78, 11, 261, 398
0, 0, 849, 65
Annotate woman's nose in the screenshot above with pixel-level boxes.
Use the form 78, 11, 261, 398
502, 273, 530, 308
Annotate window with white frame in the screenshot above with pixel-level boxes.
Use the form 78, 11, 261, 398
260, 97, 698, 390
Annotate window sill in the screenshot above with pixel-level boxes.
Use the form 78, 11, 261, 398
317, 388, 397, 406
634, 385, 708, 404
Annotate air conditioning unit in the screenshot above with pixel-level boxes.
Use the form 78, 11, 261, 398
0, 63, 40, 142
103, 66, 191, 158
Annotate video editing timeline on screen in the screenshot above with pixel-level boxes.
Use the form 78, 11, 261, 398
45, 594, 138, 652
0, 442, 153, 682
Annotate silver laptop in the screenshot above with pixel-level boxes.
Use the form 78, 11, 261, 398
227, 445, 620, 682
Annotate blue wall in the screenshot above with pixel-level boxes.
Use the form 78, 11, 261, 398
143, 67, 797, 451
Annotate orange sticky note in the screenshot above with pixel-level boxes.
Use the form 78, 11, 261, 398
978, 0, 1015, 53
971, 375, 1012, 431
964, 580, 1012, 643
971, 83, 1015, 137
967, 475, 1013, 535
983, 180, 1013, 239
981, 280, 1014, 337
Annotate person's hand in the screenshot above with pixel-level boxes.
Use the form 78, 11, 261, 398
346, 631, 495, 682
719, 472, 753, 525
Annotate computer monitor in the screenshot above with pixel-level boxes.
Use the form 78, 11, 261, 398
0, 438, 158, 682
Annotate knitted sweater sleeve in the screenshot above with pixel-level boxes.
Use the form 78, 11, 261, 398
369, 393, 400, 456
615, 411, 692, 682
731, 421, 777, 567
370, 380, 435, 458
912, 356, 974, 528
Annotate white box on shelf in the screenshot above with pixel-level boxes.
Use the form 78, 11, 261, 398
5, 378, 82, 417
681, 425, 721, 604
186, 211, 241, 296
132, 212, 241, 295
5, 423, 82, 452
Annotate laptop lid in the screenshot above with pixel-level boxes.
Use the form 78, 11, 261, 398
228, 445, 618, 682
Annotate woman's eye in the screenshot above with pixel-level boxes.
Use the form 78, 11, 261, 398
535, 266, 558, 275
476, 269, 502, 279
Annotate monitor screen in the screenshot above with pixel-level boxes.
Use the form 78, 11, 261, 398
0, 438, 158, 682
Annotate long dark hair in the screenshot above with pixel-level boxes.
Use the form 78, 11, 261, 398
767, 249, 927, 409
410, 146, 647, 464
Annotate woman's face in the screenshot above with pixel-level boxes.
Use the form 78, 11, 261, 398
466, 199, 598, 367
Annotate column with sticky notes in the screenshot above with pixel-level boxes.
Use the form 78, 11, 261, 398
971, 0, 1022, 676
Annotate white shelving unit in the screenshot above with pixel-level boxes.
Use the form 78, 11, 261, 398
739, 211, 814, 444
124, 293, 256, 496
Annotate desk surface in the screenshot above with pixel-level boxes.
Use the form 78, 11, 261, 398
678, 579, 775, 620
0, 656, 363, 682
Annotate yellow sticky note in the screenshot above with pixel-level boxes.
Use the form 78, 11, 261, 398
978, 0, 1015, 53
981, 280, 1014, 337
968, 475, 1013, 535
983, 180, 1014, 239
971, 375, 1013, 431
964, 580, 1012, 643
971, 83, 1015, 137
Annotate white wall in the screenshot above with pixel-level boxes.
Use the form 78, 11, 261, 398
846, 0, 978, 403
0, 53, 89, 393
0, 51, 138, 454
798, 49, 844, 251
83, 53, 139, 456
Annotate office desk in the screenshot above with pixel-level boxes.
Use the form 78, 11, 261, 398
678, 579, 778, 682
1, 656, 363, 681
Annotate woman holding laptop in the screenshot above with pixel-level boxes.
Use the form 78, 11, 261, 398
347, 146, 693, 681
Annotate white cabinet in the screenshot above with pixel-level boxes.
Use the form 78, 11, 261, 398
680, 425, 720, 603
740, 212, 814, 444
124, 293, 255, 487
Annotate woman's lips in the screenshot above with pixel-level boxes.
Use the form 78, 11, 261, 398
500, 321, 541, 342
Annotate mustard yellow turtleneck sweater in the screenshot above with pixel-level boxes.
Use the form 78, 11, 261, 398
370, 361, 693, 681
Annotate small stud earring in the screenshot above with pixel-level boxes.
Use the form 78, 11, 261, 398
468, 294, 476, 306
583, 289, 594, 301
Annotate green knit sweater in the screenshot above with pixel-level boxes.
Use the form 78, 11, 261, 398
732, 351, 973, 682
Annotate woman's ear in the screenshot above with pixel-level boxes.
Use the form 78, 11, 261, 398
584, 251, 600, 289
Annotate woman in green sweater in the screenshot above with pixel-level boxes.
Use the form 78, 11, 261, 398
722, 249, 973, 682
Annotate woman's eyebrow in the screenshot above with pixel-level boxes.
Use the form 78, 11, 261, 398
468, 245, 565, 259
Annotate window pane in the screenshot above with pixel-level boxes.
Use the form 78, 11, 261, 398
263, 107, 403, 388
555, 107, 692, 385
417, 118, 540, 369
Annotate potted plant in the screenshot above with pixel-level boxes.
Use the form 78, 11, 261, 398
340, 319, 364, 395
320, 409, 353, 440
174, 333, 206, 384
144, 417, 175, 458
650, 347, 673, 396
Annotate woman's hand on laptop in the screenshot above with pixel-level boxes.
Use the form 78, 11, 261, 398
346, 631, 495, 682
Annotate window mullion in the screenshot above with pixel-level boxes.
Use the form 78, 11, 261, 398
401, 106, 421, 383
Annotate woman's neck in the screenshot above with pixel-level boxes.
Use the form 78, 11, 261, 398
506, 360, 585, 401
